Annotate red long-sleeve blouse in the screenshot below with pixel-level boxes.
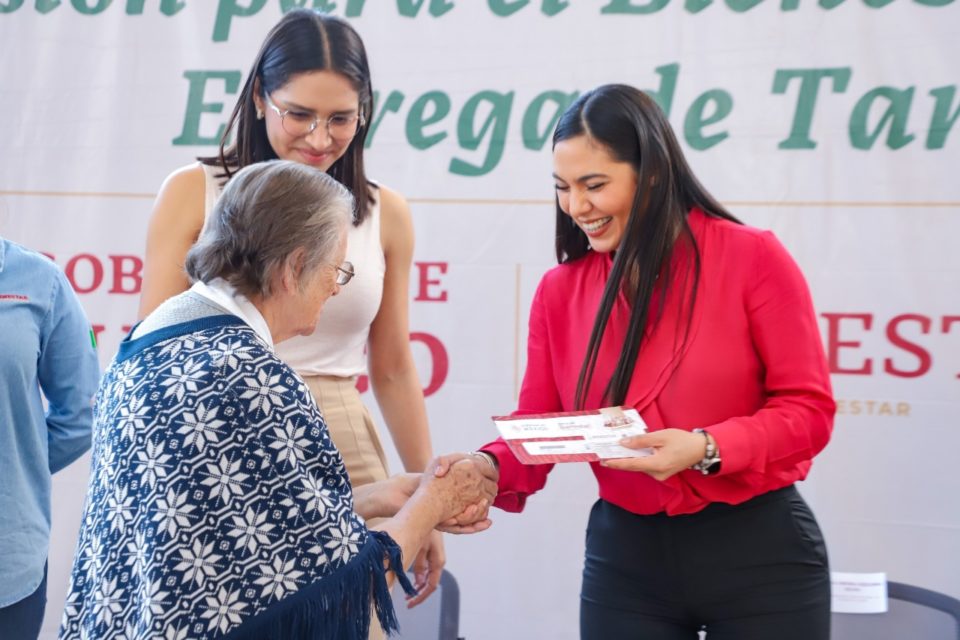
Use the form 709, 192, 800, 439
481, 209, 835, 516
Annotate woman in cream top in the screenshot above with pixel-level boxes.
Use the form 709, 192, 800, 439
137, 10, 444, 613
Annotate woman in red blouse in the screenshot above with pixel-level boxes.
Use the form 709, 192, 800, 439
471, 84, 835, 639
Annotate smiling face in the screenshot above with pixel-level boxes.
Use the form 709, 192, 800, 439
253, 70, 362, 172
553, 135, 639, 254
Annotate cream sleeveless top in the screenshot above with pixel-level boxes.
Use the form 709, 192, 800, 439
199, 163, 385, 376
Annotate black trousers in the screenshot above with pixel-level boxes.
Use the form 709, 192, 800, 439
580, 486, 830, 640
0, 562, 47, 640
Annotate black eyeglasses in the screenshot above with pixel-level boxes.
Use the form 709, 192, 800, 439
335, 261, 355, 286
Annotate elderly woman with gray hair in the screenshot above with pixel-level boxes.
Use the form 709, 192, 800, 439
59, 160, 495, 640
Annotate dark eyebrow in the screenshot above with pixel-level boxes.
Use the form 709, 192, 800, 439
278, 99, 358, 117
551, 172, 609, 183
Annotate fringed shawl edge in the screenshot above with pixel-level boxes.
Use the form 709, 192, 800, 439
219, 530, 417, 640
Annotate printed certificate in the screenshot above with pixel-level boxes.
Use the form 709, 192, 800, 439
491, 407, 652, 465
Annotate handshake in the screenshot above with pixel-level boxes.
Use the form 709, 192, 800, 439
359, 452, 500, 535
422, 452, 501, 534
360, 451, 501, 603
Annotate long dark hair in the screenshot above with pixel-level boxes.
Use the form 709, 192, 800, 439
554, 84, 740, 409
201, 9, 375, 225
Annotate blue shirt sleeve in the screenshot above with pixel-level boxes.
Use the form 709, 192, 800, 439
38, 271, 100, 474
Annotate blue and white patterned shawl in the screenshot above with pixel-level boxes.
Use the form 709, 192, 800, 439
60, 314, 413, 640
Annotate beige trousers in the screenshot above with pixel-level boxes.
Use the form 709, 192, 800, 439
301, 374, 391, 640
302, 374, 391, 487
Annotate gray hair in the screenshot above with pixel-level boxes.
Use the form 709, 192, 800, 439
185, 160, 353, 298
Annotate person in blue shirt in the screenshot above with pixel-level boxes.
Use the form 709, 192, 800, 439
0, 236, 100, 640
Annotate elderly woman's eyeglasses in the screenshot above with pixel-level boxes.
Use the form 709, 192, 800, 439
335, 261, 355, 286
264, 94, 365, 141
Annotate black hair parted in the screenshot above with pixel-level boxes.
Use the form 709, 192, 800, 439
553, 84, 741, 408
201, 9, 375, 225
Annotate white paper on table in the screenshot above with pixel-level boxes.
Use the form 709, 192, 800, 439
830, 572, 888, 614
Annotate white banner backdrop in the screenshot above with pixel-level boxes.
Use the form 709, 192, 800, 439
1, 2, 958, 638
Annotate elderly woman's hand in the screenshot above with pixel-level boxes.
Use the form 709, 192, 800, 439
351, 473, 422, 521
373, 454, 498, 587
426, 452, 499, 533
418, 456, 498, 525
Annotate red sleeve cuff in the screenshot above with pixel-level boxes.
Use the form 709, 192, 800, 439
704, 418, 766, 476
479, 440, 536, 513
